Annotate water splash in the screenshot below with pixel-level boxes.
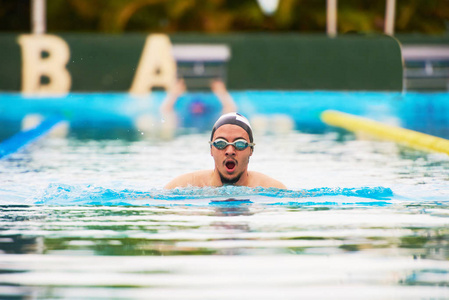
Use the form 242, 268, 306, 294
33, 183, 393, 206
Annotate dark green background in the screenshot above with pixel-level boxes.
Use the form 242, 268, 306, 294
0, 33, 403, 91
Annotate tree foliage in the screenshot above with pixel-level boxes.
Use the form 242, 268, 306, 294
1, 0, 448, 34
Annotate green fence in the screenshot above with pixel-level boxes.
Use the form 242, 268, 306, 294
0, 33, 403, 92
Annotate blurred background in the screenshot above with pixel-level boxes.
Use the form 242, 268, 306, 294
0, 0, 448, 139
1, 0, 448, 36
1, 0, 449, 93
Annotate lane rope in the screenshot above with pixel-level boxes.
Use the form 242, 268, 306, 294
0, 116, 65, 159
321, 110, 449, 155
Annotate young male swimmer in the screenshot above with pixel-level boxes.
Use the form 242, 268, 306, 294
164, 113, 286, 189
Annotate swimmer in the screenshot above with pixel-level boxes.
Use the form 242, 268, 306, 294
159, 78, 237, 139
164, 112, 286, 189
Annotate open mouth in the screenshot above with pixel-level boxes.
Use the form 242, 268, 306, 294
225, 160, 236, 173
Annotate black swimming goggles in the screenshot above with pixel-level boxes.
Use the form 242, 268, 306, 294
209, 138, 255, 150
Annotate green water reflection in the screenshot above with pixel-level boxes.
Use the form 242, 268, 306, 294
1, 205, 448, 260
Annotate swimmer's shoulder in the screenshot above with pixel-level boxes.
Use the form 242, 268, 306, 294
164, 170, 214, 189
248, 171, 286, 189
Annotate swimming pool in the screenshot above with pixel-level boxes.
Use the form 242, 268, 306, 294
0, 91, 449, 299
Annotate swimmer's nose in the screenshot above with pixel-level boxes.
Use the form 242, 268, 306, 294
225, 145, 236, 156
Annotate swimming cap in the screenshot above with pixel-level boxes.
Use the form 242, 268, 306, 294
210, 112, 254, 143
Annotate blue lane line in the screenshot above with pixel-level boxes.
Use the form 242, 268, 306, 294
0, 116, 65, 159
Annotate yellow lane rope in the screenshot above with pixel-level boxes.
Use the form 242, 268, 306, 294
321, 110, 449, 155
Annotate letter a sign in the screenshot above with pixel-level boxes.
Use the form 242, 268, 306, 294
130, 34, 176, 95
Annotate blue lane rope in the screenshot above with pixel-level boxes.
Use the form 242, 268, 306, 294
0, 116, 65, 159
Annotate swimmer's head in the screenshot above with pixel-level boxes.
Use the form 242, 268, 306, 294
210, 112, 253, 144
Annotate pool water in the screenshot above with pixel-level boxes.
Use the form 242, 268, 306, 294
1, 128, 449, 299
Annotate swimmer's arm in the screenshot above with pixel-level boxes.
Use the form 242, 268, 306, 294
210, 80, 237, 114
160, 79, 186, 115
164, 170, 213, 189
250, 171, 287, 189
268, 180, 287, 190
164, 173, 193, 189
261, 178, 286, 189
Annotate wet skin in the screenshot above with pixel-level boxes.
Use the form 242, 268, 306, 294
163, 123, 286, 189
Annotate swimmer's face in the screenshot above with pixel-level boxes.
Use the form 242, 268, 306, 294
210, 124, 253, 185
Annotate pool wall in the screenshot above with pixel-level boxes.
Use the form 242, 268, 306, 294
0, 91, 448, 141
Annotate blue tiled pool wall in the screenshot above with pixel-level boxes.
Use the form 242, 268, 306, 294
0, 91, 448, 140
399, 92, 449, 138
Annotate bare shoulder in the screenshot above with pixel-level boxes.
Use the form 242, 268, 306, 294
249, 171, 287, 189
164, 170, 213, 189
